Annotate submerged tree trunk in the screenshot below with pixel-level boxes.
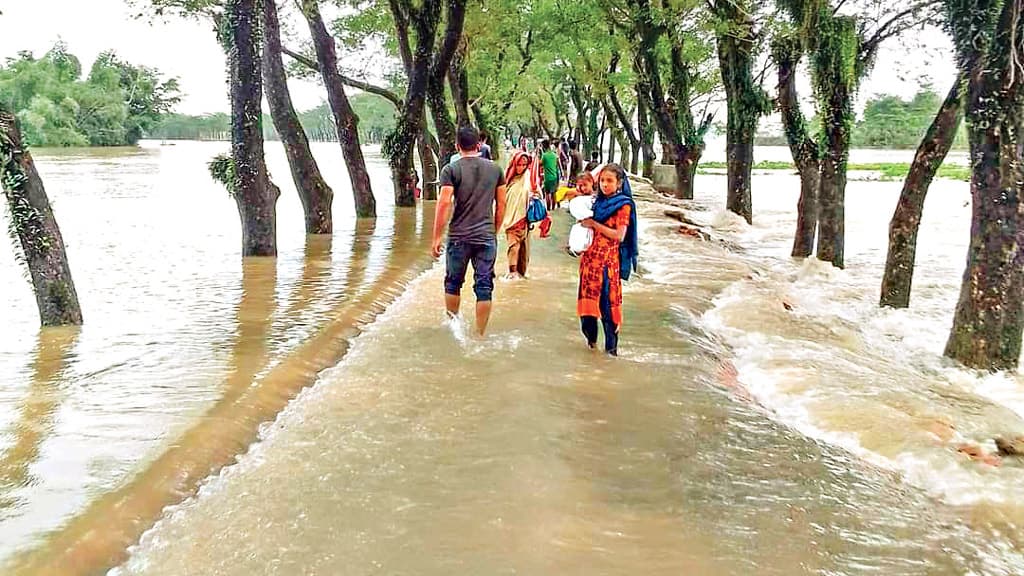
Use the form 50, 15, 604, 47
773, 34, 820, 258
944, 0, 1024, 371
714, 0, 767, 225
228, 0, 280, 256
263, 0, 332, 234
417, 132, 438, 200
815, 83, 851, 269
428, 77, 457, 163
880, 77, 964, 308
637, 88, 657, 178
448, 42, 472, 128
809, 15, 859, 269
301, 0, 375, 218
672, 144, 701, 200
0, 110, 83, 326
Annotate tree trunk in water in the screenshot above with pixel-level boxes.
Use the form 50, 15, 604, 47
0, 110, 83, 326
815, 80, 851, 269
301, 0, 375, 218
773, 34, 820, 258
880, 77, 964, 308
263, 0, 332, 234
715, 0, 764, 225
417, 132, 438, 200
448, 46, 472, 128
228, 0, 279, 256
428, 76, 457, 163
944, 0, 1024, 371
387, 45, 431, 207
791, 165, 820, 258
637, 89, 656, 178
724, 133, 754, 223
672, 144, 701, 200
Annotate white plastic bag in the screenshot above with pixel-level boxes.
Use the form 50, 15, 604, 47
568, 195, 595, 221
568, 223, 594, 254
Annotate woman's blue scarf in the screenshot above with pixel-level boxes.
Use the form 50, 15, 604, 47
592, 177, 639, 281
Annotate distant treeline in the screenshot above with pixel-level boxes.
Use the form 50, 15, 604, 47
148, 93, 397, 144
756, 89, 968, 150
0, 44, 181, 147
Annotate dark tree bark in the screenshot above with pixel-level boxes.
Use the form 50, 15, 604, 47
585, 99, 601, 158
660, 140, 675, 165
386, 0, 466, 205
944, 0, 1024, 371
263, 0, 333, 234
417, 131, 438, 200
637, 87, 657, 178
880, 76, 964, 308
712, 0, 768, 225
628, 0, 708, 199
428, 81, 457, 163
0, 110, 83, 326
386, 0, 434, 206
609, 88, 640, 174
606, 117, 617, 163
300, 0, 375, 218
448, 40, 473, 128
773, 34, 821, 258
227, 0, 280, 256
815, 80, 852, 269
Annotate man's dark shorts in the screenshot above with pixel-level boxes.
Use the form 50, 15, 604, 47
543, 178, 558, 196
445, 238, 497, 301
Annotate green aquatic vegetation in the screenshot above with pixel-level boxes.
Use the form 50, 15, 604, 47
697, 160, 971, 182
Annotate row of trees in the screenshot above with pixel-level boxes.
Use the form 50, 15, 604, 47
148, 94, 397, 143
853, 89, 968, 149
2, 0, 1022, 372
0, 44, 181, 147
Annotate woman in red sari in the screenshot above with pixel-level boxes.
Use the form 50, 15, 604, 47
577, 164, 637, 356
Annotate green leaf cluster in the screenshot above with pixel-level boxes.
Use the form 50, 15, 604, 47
0, 43, 181, 147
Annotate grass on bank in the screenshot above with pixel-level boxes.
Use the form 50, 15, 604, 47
697, 161, 971, 182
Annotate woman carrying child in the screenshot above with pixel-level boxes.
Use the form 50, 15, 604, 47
577, 164, 638, 356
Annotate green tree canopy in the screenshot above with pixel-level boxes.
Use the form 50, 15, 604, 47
0, 43, 181, 147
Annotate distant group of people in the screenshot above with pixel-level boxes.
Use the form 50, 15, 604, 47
431, 125, 637, 356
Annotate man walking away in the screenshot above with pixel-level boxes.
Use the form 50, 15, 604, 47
558, 137, 570, 179
479, 132, 493, 160
540, 140, 560, 210
432, 126, 507, 337
568, 139, 584, 186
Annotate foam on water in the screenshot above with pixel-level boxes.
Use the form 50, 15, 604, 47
640, 178, 1024, 517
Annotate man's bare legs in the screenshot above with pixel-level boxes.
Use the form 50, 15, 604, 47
475, 300, 492, 337
445, 293, 492, 337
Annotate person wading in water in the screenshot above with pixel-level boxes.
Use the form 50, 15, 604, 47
432, 125, 508, 337
540, 140, 560, 211
500, 151, 535, 279
577, 164, 638, 356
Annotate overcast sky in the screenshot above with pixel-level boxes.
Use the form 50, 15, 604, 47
0, 0, 960, 116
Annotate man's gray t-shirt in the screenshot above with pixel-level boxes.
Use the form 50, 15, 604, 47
439, 156, 505, 243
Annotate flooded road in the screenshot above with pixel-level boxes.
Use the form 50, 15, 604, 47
113, 190, 1020, 575
3, 143, 1024, 574
0, 141, 434, 571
